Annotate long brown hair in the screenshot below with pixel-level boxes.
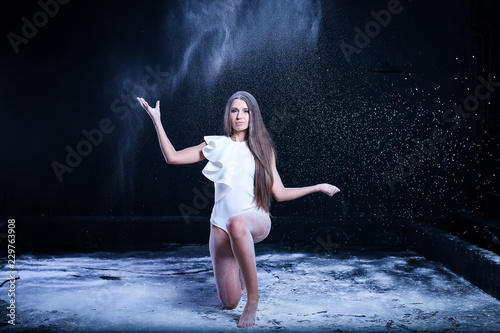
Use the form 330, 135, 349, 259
224, 91, 275, 212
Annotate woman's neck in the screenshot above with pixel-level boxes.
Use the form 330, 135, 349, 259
231, 131, 247, 142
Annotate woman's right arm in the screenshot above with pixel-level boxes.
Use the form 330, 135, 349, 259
137, 98, 206, 165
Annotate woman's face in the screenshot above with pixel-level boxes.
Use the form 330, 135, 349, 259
230, 99, 250, 134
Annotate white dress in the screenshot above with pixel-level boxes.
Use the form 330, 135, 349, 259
202, 135, 267, 233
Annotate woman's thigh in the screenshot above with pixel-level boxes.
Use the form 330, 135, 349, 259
229, 210, 271, 244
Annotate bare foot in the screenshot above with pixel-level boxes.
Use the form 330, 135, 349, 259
237, 299, 258, 328
239, 269, 247, 295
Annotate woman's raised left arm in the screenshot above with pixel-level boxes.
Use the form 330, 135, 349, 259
271, 152, 340, 202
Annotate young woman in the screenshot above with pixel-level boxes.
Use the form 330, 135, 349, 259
137, 91, 340, 328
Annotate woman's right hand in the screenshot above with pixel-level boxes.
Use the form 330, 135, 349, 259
317, 183, 341, 197
137, 97, 161, 123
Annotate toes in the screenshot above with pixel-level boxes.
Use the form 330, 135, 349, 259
237, 322, 254, 328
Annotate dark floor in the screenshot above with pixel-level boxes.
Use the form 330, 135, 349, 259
2, 244, 500, 332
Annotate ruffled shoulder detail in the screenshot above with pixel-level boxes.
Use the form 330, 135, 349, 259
202, 136, 234, 202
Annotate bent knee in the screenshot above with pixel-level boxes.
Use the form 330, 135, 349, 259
219, 290, 240, 309
226, 216, 248, 239
222, 298, 239, 310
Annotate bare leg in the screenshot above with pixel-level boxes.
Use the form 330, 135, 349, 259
209, 211, 271, 328
209, 224, 242, 310
239, 269, 247, 295
226, 211, 271, 328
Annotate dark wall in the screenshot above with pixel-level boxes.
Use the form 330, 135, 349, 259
1, 0, 498, 220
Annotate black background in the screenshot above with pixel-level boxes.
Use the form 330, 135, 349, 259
1, 0, 499, 221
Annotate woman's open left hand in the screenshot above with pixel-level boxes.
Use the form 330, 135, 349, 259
317, 183, 340, 197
